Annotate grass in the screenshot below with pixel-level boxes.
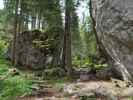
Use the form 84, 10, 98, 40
0, 58, 32, 100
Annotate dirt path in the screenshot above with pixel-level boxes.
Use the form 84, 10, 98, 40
18, 85, 79, 100
18, 79, 133, 100
63, 79, 133, 100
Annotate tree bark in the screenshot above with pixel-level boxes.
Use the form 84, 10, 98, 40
18, 0, 22, 33
24, 16, 29, 30
11, 0, 19, 65
63, 0, 72, 76
32, 17, 36, 29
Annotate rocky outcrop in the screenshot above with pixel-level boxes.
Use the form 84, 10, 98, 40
90, 0, 133, 82
8, 30, 55, 70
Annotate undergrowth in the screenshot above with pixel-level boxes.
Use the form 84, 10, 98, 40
72, 56, 108, 70
0, 58, 32, 100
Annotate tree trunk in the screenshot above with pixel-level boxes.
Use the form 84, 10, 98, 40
31, 17, 36, 29
24, 16, 29, 30
11, 0, 19, 65
63, 0, 72, 76
90, 0, 133, 82
38, 12, 41, 29
42, 20, 45, 30
18, 0, 22, 33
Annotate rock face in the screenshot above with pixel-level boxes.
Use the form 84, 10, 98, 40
8, 30, 55, 70
91, 0, 133, 81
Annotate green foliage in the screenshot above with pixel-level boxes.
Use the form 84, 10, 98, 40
0, 9, 10, 57
0, 59, 10, 75
0, 9, 12, 43
0, 58, 32, 100
0, 76, 32, 100
72, 56, 108, 70
80, 16, 97, 57
70, 0, 84, 57
0, 39, 8, 58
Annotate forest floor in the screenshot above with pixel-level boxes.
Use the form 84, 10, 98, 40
0, 58, 133, 100
18, 78, 133, 100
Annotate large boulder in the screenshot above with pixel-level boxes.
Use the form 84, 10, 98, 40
91, 0, 133, 81
9, 30, 55, 70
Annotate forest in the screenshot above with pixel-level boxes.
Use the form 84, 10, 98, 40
0, 0, 133, 100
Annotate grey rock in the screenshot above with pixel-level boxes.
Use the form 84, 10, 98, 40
8, 30, 54, 70
91, 0, 133, 82
63, 83, 117, 100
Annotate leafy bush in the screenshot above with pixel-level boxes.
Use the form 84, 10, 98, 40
0, 76, 32, 100
0, 58, 32, 100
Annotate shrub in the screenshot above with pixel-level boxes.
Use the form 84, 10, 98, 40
0, 76, 32, 100
0, 58, 32, 100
